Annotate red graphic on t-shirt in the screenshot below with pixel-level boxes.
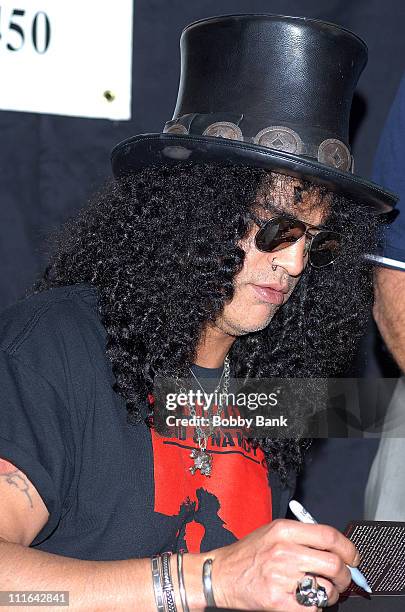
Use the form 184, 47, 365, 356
151, 428, 272, 553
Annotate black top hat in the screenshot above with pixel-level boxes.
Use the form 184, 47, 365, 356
111, 14, 397, 213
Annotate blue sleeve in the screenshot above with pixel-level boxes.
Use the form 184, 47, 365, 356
0, 349, 75, 546
372, 74, 405, 268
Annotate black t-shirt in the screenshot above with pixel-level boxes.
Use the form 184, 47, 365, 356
0, 284, 294, 560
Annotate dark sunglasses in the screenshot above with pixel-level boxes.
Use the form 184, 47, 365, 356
253, 215, 342, 268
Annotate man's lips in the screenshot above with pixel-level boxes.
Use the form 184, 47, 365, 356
250, 283, 288, 305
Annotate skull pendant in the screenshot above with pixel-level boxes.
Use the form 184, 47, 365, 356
189, 448, 212, 477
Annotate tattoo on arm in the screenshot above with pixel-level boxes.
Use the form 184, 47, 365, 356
0, 458, 33, 509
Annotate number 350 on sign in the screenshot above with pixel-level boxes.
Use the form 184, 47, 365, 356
0, 5, 50, 53
0, 1, 133, 120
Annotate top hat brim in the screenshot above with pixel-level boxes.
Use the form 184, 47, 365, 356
111, 133, 397, 214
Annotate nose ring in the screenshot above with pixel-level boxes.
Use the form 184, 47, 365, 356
271, 257, 278, 272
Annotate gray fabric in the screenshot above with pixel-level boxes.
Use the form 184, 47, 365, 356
364, 376, 405, 520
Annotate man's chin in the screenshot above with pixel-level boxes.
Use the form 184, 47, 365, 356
222, 310, 278, 336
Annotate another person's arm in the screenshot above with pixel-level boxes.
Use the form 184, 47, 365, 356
0, 459, 359, 611
373, 266, 405, 372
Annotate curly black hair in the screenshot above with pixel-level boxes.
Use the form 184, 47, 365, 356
29, 162, 380, 482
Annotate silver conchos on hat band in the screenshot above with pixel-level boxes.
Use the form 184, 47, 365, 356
202, 121, 243, 140
163, 124, 189, 135
318, 138, 351, 172
253, 126, 304, 155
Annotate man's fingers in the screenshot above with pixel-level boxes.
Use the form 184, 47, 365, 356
296, 546, 352, 592
269, 519, 360, 567
271, 541, 352, 592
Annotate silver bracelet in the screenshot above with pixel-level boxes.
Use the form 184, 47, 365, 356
151, 555, 165, 612
161, 551, 178, 612
202, 558, 217, 608
177, 551, 190, 612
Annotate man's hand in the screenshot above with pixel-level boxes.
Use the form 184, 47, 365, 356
210, 518, 359, 611
373, 266, 405, 372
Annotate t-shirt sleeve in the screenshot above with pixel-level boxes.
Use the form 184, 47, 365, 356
0, 348, 75, 546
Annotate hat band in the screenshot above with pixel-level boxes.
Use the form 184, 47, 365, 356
163, 113, 354, 173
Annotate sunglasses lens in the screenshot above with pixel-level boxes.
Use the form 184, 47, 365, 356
255, 218, 306, 252
309, 231, 341, 267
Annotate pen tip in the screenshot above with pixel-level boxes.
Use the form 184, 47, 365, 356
365, 585, 372, 594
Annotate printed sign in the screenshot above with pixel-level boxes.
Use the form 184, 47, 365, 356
0, 1, 133, 120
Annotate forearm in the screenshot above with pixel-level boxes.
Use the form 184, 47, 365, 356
0, 539, 208, 612
373, 267, 405, 372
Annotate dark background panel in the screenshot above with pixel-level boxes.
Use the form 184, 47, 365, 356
1, 0, 404, 530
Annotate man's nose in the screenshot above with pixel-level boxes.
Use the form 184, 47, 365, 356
266, 237, 308, 276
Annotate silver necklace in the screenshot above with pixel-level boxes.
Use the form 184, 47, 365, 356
187, 355, 231, 477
